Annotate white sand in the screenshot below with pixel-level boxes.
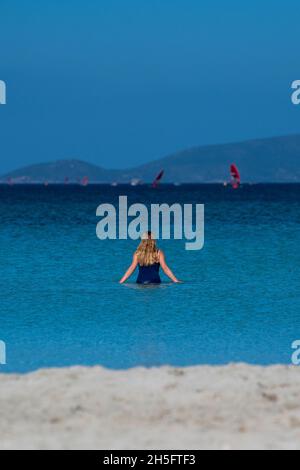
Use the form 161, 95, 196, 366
0, 364, 300, 450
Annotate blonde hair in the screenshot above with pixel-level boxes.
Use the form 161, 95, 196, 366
136, 232, 160, 266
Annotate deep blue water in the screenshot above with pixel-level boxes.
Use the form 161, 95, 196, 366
0, 184, 299, 373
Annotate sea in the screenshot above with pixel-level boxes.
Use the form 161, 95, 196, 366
0, 184, 299, 373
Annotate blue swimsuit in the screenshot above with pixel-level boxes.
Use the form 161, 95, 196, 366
136, 263, 161, 285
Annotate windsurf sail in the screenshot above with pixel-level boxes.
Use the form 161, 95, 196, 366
230, 164, 241, 189
81, 176, 89, 186
152, 170, 164, 188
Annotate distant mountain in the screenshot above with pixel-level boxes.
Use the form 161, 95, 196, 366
129, 134, 300, 183
1, 160, 120, 184
2, 135, 300, 183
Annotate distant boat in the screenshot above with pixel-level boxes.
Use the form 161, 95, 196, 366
111, 182, 118, 187
130, 178, 143, 186
64, 177, 69, 185
230, 164, 241, 189
152, 170, 164, 188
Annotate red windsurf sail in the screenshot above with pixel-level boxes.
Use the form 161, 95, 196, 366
230, 164, 241, 189
152, 170, 164, 188
81, 176, 89, 186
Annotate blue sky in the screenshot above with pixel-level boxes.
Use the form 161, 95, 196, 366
0, 0, 299, 173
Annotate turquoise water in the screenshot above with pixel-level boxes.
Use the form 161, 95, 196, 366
0, 184, 299, 373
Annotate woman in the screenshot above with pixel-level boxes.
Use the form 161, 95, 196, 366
119, 232, 181, 285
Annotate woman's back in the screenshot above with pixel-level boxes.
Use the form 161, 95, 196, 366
136, 261, 161, 285
119, 232, 180, 285
135, 234, 161, 284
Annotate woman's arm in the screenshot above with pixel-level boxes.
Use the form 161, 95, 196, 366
119, 254, 139, 284
159, 251, 181, 283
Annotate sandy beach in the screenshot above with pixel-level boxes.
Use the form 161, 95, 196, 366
0, 364, 299, 450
